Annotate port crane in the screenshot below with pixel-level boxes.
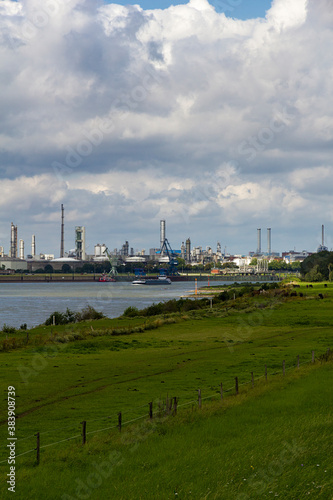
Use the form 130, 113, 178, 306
160, 238, 179, 275
103, 247, 118, 277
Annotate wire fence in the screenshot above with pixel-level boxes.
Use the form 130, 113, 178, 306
0, 347, 331, 466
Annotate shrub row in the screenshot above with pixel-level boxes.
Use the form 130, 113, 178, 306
0, 316, 182, 351
123, 284, 280, 318
44, 306, 105, 325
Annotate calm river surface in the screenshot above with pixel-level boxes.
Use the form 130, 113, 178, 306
0, 280, 232, 329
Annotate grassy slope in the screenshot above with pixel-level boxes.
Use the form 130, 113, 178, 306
0, 282, 332, 498
4, 363, 333, 500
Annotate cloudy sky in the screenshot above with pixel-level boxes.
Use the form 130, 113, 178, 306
1, 0, 333, 257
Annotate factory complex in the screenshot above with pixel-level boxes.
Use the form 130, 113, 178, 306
0, 206, 327, 275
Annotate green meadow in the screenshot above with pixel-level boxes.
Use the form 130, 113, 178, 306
0, 282, 332, 499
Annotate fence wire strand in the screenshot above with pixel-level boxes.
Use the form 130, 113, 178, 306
1, 350, 329, 466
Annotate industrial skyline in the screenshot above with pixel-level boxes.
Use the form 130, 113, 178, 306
0, 209, 330, 266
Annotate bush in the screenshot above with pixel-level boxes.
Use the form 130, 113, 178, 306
144, 303, 165, 316
123, 306, 140, 317
2, 324, 16, 334
76, 306, 105, 321
216, 291, 230, 302
45, 310, 72, 326
45, 306, 105, 325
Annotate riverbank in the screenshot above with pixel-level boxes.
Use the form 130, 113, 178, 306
0, 273, 282, 283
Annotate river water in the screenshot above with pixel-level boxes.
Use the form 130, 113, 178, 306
0, 280, 232, 329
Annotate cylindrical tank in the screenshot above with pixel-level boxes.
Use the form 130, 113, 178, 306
19, 240, 24, 260
94, 244, 101, 257
257, 228, 261, 254
100, 244, 106, 256
181, 242, 185, 260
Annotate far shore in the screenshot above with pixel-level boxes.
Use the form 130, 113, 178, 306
0, 273, 281, 283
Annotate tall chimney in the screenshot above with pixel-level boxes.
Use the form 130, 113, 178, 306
160, 220, 166, 254
32, 235, 36, 257
14, 225, 18, 258
60, 204, 64, 258
10, 223, 17, 258
186, 238, 191, 263
10, 223, 14, 258
322, 224, 325, 247
257, 228, 261, 254
267, 228, 271, 255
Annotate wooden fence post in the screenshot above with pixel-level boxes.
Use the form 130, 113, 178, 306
198, 389, 202, 409
118, 412, 122, 432
149, 402, 153, 420
81, 421, 86, 445
312, 351, 315, 363
235, 377, 239, 395
220, 382, 223, 400
173, 397, 178, 416
166, 394, 170, 415
283, 360, 285, 376
36, 432, 40, 465
251, 372, 254, 388
265, 365, 267, 381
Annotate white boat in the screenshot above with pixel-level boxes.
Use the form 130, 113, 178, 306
132, 279, 147, 285
132, 276, 172, 285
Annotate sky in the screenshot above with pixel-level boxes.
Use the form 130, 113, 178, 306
104, 0, 273, 20
1, 0, 333, 257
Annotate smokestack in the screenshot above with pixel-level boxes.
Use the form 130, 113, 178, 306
322, 224, 325, 247
257, 228, 261, 254
10, 223, 17, 258
10, 223, 14, 258
186, 238, 191, 263
32, 235, 36, 257
60, 204, 64, 258
14, 226, 17, 258
19, 240, 24, 260
267, 228, 271, 255
160, 220, 166, 254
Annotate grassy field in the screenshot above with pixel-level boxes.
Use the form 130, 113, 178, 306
0, 282, 332, 499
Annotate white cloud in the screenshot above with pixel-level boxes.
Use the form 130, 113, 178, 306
1, 0, 333, 254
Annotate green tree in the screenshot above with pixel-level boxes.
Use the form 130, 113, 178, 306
222, 262, 238, 269
177, 258, 186, 268
204, 262, 214, 271
300, 251, 333, 281
305, 264, 324, 282
328, 263, 333, 282
291, 261, 301, 271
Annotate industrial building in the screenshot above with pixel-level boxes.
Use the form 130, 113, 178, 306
0, 212, 330, 274
75, 226, 86, 260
